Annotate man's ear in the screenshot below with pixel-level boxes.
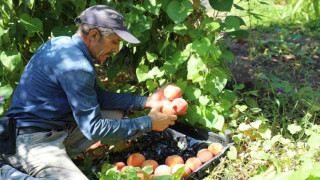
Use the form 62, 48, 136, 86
88, 29, 101, 42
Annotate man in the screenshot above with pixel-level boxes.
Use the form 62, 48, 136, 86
0, 5, 177, 180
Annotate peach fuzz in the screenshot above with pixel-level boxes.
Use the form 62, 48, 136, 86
197, 149, 214, 163
154, 165, 172, 176
141, 159, 159, 173
163, 84, 182, 101
208, 143, 224, 156
185, 157, 202, 172
127, 153, 146, 167
171, 98, 188, 114
165, 155, 184, 168
113, 162, 126, 171
171, 164, 192, 178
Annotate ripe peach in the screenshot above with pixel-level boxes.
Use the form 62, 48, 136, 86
197, 149, 214, 163
208, 143, 224, 156
165, 155, 184, 168
171, 164, 192, 178
113, 162, 126, 171
154, 165, 172, 175
164, 85, 182, 101
141, 159, 159, 173
171, 98, 188, 114
120, 166, 129, 172
127, 153, 146, 167
185, 157, 202, 172
161, 102, 175, 115
137, 172, 145, 180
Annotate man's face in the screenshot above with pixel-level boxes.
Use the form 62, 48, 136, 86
88, 32, 122, 63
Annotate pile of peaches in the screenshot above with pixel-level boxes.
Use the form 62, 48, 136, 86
113, 142, 224, 179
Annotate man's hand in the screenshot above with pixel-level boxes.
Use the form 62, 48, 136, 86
148, 105, 177, 131
145, 84, 171, 109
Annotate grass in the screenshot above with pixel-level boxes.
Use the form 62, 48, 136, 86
203, 0, 320, 179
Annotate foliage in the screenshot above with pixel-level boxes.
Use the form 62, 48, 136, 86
0, 0, 249, 133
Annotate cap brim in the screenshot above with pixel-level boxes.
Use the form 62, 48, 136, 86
114, 29, 140, 44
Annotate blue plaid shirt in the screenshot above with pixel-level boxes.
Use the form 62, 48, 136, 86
6, 34, 152, 140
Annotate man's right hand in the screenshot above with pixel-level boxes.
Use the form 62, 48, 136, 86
148, 105, 177, 131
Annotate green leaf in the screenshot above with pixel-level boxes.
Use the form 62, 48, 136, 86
146, 80, 158, 92
225, 16, 240, 31
227, 146, 237, 160
136, 65, 153, 82
187, 54, 205, 82
192, 37, 211, 56
144, 0, 162, 15
146, 52, 158, 63
134, 15, 152, 33
167, 0, 193, 24
1, 50, 23, 72
185, 85, 201, 101
220, 50, 234, 62
185, 105, 202, 125
153, 175, 172, 180
20, 13, 43, 33
213, 115, 225, 131
287, 124, 302, 135
149, 67, 164, 78
227, 29, 249, 39
203, 68, 228, 96
209, 0, 233, 12
0, 26, 4, 38
308, 133, 320, 148
51, 26, 73, 37
0, 85, 13, 99
199, 95, 210, 105
235, 105, 247, 112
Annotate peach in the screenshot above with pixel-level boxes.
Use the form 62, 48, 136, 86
120, 166, 129, 172
141, 159, 159, 173
171, 98, 188, 114
197, 149, 214, 163
137, 172, 145, 180
171, 164, 192, 178
185, 157, 202, 172
127, 153, 146, 167
208, 143, 224, 156
164, 85, 182, 101
165, 155, 184, 168
161, 102, 175, 115
113, 162, 126, 171
154, 165, 172, 175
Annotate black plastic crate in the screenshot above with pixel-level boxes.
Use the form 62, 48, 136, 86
107, 121, 234, 179
169, 122, 234, 179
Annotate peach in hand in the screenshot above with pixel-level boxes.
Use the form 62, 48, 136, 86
171, 98, 188, 114
164, 85, 182, 101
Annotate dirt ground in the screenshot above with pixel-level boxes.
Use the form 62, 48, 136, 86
224, 30, 320, 88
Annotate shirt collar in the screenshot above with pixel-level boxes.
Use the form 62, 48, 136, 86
72, 34, 95, 66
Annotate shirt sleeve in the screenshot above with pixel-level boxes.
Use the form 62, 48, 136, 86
57, 70, 152, 140
95, 86, 147, 114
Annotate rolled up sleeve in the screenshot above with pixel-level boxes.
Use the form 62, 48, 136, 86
58, 70, 152, 140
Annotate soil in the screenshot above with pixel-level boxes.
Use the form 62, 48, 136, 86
224, 30, 320, 88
